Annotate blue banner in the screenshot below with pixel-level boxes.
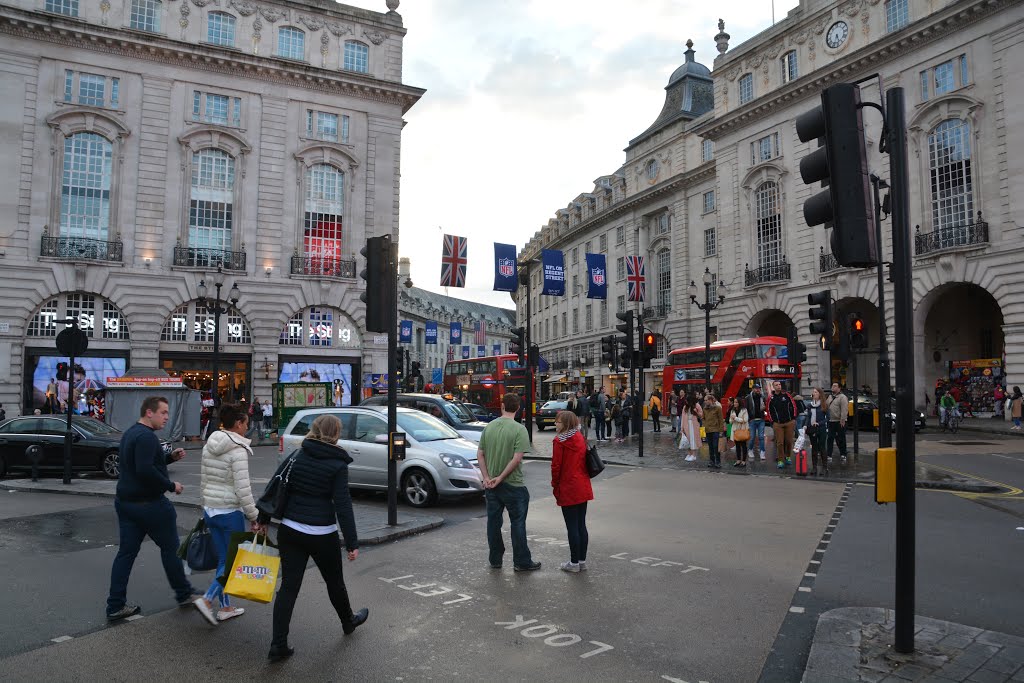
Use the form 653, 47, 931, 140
541, 248, 565, 296
462, 346, 470, 359
493, 343, 502, 356
399, 320, 412, 344
493, 243, 519, 292
425, 321, 438, 345
585, 253, 608, 300
431, 368, 443, 385
477, 345, 485, 358
450, 322, 462, 345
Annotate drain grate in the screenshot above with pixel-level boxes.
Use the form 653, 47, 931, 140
936, 441, 996, 446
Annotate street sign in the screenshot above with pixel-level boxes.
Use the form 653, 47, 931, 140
56, 326, 88, 356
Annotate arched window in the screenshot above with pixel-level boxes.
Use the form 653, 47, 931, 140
302, 164, 345, 276
207, 12, 236, 47
278, 306, 356, 347
278, 26, 305, 61
755, 181, 782, 270
928, 119, 973, 231
129, 0, 161, 32
189, 149, 235, 256
343, 41, 368, 73
656, 249, 671, 314
61, 132, 112, 240
28, 293, 129, 340
161, 301, 250, 344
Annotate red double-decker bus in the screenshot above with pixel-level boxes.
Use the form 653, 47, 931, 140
443, 355, 534, 419
661, 336, 801, 402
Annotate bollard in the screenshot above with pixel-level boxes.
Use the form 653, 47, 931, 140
27, 445, 43, 482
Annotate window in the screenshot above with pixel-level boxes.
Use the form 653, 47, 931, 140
585, 240, 592, 254
933, 61, 954, 96
102, 300, 130, 339
572, 310, 579, 334
561, 312, 567, 337
61, 133, 112, 240
585, 304, 593, 332
599, 234, 607, 253
65, 294, 96, 337
552, 316, 558, 338
928, 119, 974, 231
29, 299, 58, 337
617, 295, 625, 314
755, 181, 783, 270
751, 132, 780, 165
571, 247, 578, 264
920, 55, 969, 101
189, 149, 235, 252
207, 12, 236, 47
305, 164, 345, 271
739, 73, 754, 104
701, 139, 714, 163
63, 71, 120, 109
885, 0, 909, 32
572, 274, 578, 294
616, 257, 625, 281
600, 300, 608, 327
192, 91, 242, 127
645, 159, 659, 181
703, 191, 715, 214
545, 319, 550, 340
45, 0, 78, 15
656, 249, 671, 312
781, 51, 798, 84
704, 227, 717, 257
654, 213, 670, 235
308, 307, 333, 347
616, 225, 625, 244
305, 110, 349, 143
278, 26, 305, 60
129, 0, 161, 32
343, 41, 369, 73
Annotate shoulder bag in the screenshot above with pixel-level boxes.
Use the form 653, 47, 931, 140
585, 442, 605, 478
178, 516, 218, 571
256, 450, 299, 523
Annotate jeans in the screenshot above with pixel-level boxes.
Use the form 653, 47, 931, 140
107, 497, 194, 614
707, 431, 721, 465
272, 525, 355, 648
808, 425, 827, 472
560, 502, 589, 563
651, 411, 661, 432
749, 419, 766, 456
773, 421, 796, 462
594, 411, 606, 440
796, 414, 807, 431
203, 510, 246, 609
671, 413, 678, 431
736, 440, 749, 461
826, 421, 848, 458
485, 483, 533, 568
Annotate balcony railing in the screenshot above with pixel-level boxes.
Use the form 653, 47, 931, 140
174, 246, 246, 271
41, 234, 123, 262
291, 255, 356, 279
643, 304, 671, 320
745, 257, 790, 287
819, 247, 840, 274
914, 214, 989, 256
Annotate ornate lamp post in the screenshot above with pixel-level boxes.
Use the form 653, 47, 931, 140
197, 266, 240, 416
688, 267, 726, 392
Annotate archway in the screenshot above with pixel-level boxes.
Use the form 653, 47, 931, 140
745, 309, 794, 338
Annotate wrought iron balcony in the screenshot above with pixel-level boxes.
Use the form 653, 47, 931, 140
643, 304, 671, 320
914, 214, 989, 256
174, 246, 246, 271
41, 234, 123, 262
819, 247, 840, 274
744, 257, 790, 287
290, 255, 356, 278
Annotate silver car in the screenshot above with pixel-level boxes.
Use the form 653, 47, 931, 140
278, 406, 483, 507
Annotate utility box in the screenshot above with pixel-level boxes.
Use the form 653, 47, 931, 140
272, 382, 333, 432
876, 447, 896, 504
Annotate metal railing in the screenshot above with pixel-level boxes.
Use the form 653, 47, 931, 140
914, 215, 988, 256
290, 255, 357, 278
819, 248, 840, 273
744, 258, 790, 287
643, 304, 671, 320
174, 246, 246, 271
41, 235, 123, 262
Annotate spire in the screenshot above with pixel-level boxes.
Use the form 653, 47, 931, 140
685, 39, 695, 62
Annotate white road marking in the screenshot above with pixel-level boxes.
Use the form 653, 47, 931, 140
789, 606, 806, 614
809, 560, 821, 565
125, 614, 144, 622
661, 676, 710, 683
51, 636, 73, 643
799, 587, 812, 592
804, 572, 817, 577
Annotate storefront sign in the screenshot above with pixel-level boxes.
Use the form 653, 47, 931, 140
37, 310, 123, 335
107, 377, 184, 388
187, 344, 215, 352
282, 319, 353, 344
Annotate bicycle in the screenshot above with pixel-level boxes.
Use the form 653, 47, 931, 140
947, 409, 961, 434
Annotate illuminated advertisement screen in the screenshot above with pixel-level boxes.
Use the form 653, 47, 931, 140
278, 362, 353, 406
29, 355, 128, 414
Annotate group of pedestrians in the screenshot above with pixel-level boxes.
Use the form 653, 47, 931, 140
569, 386, 640, 444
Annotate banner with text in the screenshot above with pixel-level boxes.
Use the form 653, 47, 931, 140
541, 249, 565, 296
450, 322, 462, 345
425, 321, 438, 344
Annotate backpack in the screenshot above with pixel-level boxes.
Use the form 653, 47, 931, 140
589, 394, 600, 410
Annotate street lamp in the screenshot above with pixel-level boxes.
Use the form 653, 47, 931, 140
197, 266, 240, 413
688, 267, 726, 392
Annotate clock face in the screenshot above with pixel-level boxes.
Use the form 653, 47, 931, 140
826, 21, 849, 49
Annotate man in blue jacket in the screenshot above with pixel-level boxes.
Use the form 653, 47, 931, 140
106, 396, 192, 620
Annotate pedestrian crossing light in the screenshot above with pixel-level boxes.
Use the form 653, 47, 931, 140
850, 315, 868, 349
601, 335, 616, 368
510, 327, 526, 366
807, 290, 833, 351
642, 332, 656, 369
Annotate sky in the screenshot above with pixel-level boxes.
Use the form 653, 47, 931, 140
345, 0, 801, 309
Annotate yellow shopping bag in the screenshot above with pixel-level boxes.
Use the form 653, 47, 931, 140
224, 534, 280, 604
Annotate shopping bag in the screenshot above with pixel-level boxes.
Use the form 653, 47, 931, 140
224, 534, 281, 604
700, 426, 706, 440
585, 443, 605, 478
217, 531, 278, 587
678, 433, 689, 450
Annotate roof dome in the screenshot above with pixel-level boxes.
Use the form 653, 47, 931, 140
668, 40, 711, 86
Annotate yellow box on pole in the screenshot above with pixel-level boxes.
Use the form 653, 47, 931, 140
872, 409, 879, 428
643, 405, 649, 420
876, 447, 896, 504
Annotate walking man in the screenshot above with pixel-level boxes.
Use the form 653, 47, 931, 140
745, 384, 767, 461
477, 393, 540, 572
262, 399, 273, 437
825, 382, 849, 466
574, 390, 591, 440
106, 396, 193, 620
592, 387, 607, 442
768, 381, 797, 470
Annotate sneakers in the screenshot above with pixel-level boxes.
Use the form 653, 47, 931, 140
106, 604, 141, 621
578, 560, 588, 571
193, 597, 218, 626
777, 460, 784, 469
514, 561, 542, 572
684, 454, 697, 462
268, 645, 295, 662
760, 451, 766, 461
217, 607, 245, 622
559, 561, 581, 573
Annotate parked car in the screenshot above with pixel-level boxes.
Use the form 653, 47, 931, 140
462, 403, 496, 423
359, 393, 488, 442
278, 406, 484, 507
535, 400, 569, 431
847, 394, 926, 433
0, 415, 124, 479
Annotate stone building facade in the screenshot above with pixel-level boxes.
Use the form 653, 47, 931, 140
0, 0, 423, 414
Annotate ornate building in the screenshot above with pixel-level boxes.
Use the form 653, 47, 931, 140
0, 0, 423, 413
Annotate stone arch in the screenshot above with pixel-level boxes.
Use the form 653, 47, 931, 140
744, 308, 794, 338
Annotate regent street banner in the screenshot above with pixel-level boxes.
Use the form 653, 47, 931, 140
585, 253, 607, 300
493, 243, 518, 292
425, 321, 438, 345
450, 322, 462, 345
492, 344, 502, 356
462, 346, 470, 359
399, 320, 412, 344
541, 249, 565, 296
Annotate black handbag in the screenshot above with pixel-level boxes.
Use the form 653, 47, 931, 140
585, 443, 605, 479
256, 451, 299, 523
184, 517, 218, 571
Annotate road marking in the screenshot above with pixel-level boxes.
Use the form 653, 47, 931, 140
809, 560, 821, 565
125, 614, 144, 622
51, 636, 73, 643
661, 676, 710, 683
804, 572, 817, 577
798, 587, 812, 592
923, 462, 1022, 498
789, 606, 806, 614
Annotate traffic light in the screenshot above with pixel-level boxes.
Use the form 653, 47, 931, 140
601, 335, 616, 368
787, 327, 807, 369
835, 321, 851, 362
850, 314, 868, 349
641, 332, 656, 369
395, 348, 405, 381
359, 236, 391, 333
795, 83, 877, 268
615, 311, 635, 369
528, 344, 540, 368
807, 290, 833, 351
510, 326, 526, 365
411, 361, 421, 378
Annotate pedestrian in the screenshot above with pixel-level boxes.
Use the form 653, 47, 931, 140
611, 400, 623, 443
768, 381, 797, 470
591, 387, 607, 442
702, 393, 724, 469
193, 403, 262, 625
806, 387, 828, 477
245, 399, 259, 439
728, 398, 749, 467
262, 400, 273, 436
824, 382, 849, 466
551, 411, 593, 573
794, 394, 807, 431
1011, 386, 1023, 430
267, 414, 367, 663
669, 389, 679, 432
939, 390, 956, 429
619, 391, 632, 438
745, 385, 767, 462
994, 384, 1005, 418
648, 391, 662, 433
679, 393, 702, 462
477, 393, 540, 572
573, 390, 590, 440
105, 396, 192, 621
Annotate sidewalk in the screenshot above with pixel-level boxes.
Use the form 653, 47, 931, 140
953, 416, 1024, 437
803, 607, 1024, 682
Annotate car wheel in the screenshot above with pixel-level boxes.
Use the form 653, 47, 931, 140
401, 468, 437, 508
536, 424, 545, 431
0, 455, 6, 479
102, 450, 120, 479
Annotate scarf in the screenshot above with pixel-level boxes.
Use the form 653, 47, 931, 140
810, 399, 820, 427
556, 426, 579, 442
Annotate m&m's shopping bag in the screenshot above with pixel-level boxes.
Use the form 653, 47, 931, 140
224, 533, 280, 604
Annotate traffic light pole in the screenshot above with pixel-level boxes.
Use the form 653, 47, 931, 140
637, 314, 644, 459
851, 348, 859, 458
872, 175, 893, 449
386, 236, 398, 527
523, 265, 534, 444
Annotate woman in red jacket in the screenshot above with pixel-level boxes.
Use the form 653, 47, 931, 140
551, 411, 594, 573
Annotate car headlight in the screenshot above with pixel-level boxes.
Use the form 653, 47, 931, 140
439, 453, 473, 469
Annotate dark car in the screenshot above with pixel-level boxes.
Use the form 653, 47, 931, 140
848, 395, 926, 433
0, 415, 125, 479
535, 400, 568, 431
463, 403, 496, 423
359, 393, 488, 443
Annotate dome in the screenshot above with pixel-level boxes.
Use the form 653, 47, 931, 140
668, 40, 711, 86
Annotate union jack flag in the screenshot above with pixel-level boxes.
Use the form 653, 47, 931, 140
440, 234, 467, 288
626, 256, 646, 302
447, 346, 455, 361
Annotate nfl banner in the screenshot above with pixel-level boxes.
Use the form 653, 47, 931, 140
492, 344, 502, 356
425, 321, 438, 345
477, 345, 485, 358
541, 249, 565, 296
450, 322, 462, 345
399, 320, 413, 344
585, 253, 607, 300
440, 234, 468, 288
626, 256, 646, 302
462, 346, 470, 359
493, 243, 518, 292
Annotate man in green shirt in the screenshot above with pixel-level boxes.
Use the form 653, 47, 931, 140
940, 390, 957, 428
477, 393, 541, 572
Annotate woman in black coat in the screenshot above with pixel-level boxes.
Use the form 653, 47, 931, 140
265, 414, 368, 662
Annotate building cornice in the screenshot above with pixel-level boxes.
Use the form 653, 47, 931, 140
0, 6, 425, 113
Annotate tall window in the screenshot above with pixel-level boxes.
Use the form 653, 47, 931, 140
308, 307, 333, 347
561, 312, 567, 337
885, 0, 909, 32
751, 132, 780, 165
193, 91, 241, 127
304, 164, 345, 269
928, 119, 973, 231
654, 213, 670, 235
616, 256, 625, 280
552, 315, 558, 338
64, 71, 119, 109
61, 133, 112, 240
585, 304, 593, 332
617, 295, 625, 314
755, 182, 783, 270
45, 0, 78, 15
701, 139, 714, 163
703, 191, 716, 214
921, 55, 969, 101
600, 300, 608, 327
278, 26, 305, 60
343, 41, 369, 73
657, 249, 671, 312
616, 225, 625, 244
599, 234, 607, 252
571, 247, 578, 264
207, 12, 236, 47
739, 73, 754, 104
645, 159, 659, 181
704, 227, 717, 257
189, 149, 234, 252
129, 0, 161, 32
781, 51, 798, 84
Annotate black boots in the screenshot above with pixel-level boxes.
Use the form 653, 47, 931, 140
343, 607, 369, 635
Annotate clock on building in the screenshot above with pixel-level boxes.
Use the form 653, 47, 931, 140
826, 20, 849, 49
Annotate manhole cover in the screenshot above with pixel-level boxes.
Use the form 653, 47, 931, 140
936, 441, 996, 446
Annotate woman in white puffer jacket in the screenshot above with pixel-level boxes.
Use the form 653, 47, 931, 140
193, 403, 262, 626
